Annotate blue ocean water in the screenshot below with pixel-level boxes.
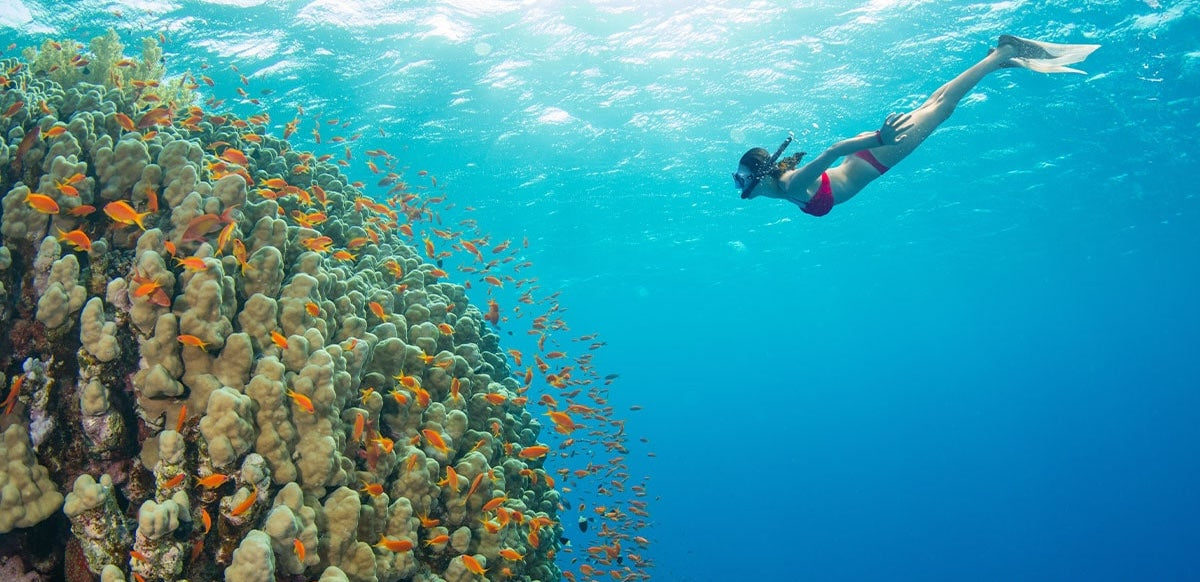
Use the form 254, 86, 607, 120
4, 1, 1199, 580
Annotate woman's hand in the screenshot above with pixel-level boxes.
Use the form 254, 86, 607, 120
877, 112, 914, 145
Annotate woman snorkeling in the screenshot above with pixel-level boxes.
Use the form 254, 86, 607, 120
733, 35, 1100, 217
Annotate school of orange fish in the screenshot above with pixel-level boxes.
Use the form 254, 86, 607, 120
3, 31, 654, 581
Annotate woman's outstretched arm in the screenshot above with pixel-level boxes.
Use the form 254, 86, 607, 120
779, 114, 913, 197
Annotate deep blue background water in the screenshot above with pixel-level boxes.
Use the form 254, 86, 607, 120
4, 1, 1199, 580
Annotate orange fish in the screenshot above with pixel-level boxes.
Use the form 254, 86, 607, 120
177, 334, 208, 349
215, 221, 236, 254
44, 125, 67, 137
2, 101, 23, 117
372, 436, 394, 454
3, 375, 23, 418
175, 333, 208, 348
56, 228, 92, 251
461, 555, 487, 575
144, 187, 159, 213
286, 389, 314, 413
175, 404, 188, 432
196, 473, 231, 489
352, 412, 365, 443
383, 260, 404, 278
421, 429, 450, 454
136, 107, 172, 129
132, 280, 162, 298
25, 193, 59, 214
179, 212, 224, 243
293, 538, 306, 562
114, 112, 136, 131
175, 256, 209, 272
270, 330, 288, 349
465, 472, 485, 499
220, 148, 249, 166
368, 301, 387, 320
359, 481, 384, 497
377, 536, 414, 552
481, 495, 508, 511
459, 238, 482, 260
439, 465, 460, 491
545, 411, 579, 433
104, 200, 151, 229
162, 473, 186, 489
305, 301, 319, 317
68, 204, 96, 217
230, 484, 257, 516
518, 445, 549, 460
232, 239, 251, 274
424, 534, 450, 547
300, 236, 333, 253
9, 123, 37, 173
437, 323, 454, 335
200, 508, 212, 534
485, 299, 500, 326
417, 511, 439, 528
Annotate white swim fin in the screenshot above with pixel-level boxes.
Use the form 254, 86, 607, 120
998, 34, 1101, 75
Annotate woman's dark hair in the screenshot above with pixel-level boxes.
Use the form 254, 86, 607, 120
739, 148, 772, 176
740, 147, 805, 179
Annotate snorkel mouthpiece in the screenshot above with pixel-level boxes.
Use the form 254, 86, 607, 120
739, 133, 794, 199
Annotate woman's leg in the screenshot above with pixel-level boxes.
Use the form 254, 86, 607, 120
870, 44, 1016, 168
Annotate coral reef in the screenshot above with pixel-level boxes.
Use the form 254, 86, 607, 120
0, 28, 652, 582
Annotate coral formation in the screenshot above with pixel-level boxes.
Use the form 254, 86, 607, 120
0, 28, 652, 582
63, 473, 131, 575
0, 424, 63, 533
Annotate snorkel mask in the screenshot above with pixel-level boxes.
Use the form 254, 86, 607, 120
736, 133, 795, 199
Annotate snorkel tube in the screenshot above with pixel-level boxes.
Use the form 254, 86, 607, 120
740, 133, 794, 199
